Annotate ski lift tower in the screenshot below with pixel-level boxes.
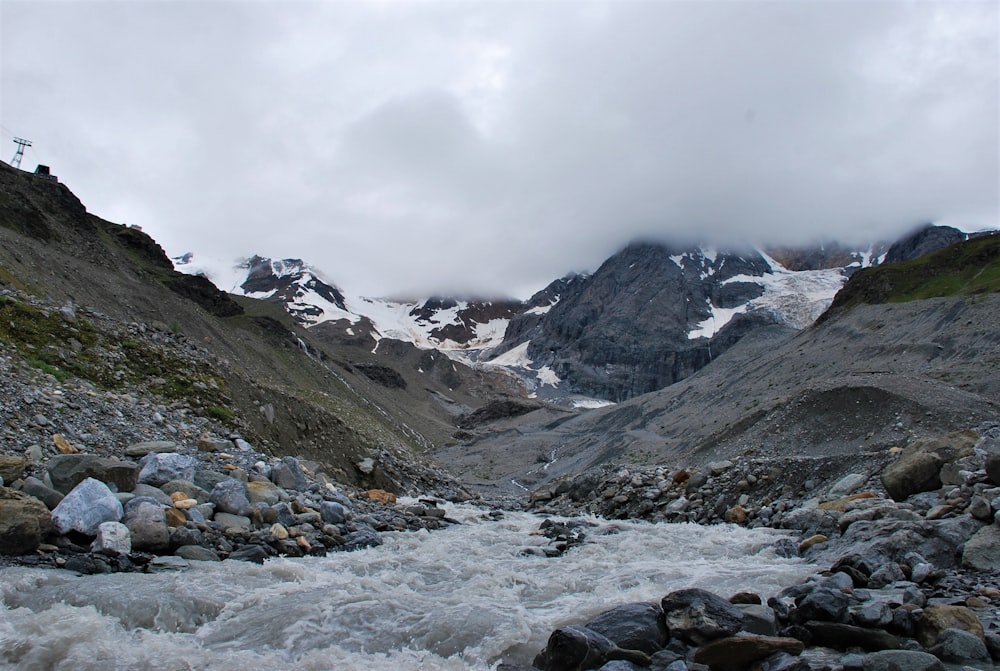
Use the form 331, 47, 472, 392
10, 137, 32, 169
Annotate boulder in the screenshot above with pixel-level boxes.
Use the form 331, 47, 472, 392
0, 455, 26, 483
861, 650, 944, 671
175, 544, 221, 561
961, 524, 1000, 572
210, 479, 252, 516
661, 588, 744, 645
881, 432, 978, 502
916, 605, 984, 648
51, 478, 123, 535
984, 443, 1000, 485
343, 526, 382, 551
584, 602, 668, 655
161, 479, 211, 504
138, 453, 196, 487
320, 500, 348, 525
47, 454, 139, 494
929, 627, 990, 663
693, 635, 804, 671
247, 479, 285, 506
805, 622, 900, 651
214, 512, 251, 532
270, 456, 308, 491
796, 588, 849, 623
532, 624, 651, 671
90, 521, 131, 555
20, 476, 64, 509
827, 473, 867, 498
123, 500, 170, 552
0, 486, 52, 554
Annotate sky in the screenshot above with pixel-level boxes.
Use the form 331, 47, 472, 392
2, 1, 998, 299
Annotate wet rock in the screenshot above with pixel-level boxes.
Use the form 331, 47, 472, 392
320, 500, 349, 525
805, 622, 900, 651
584, 602, 668, 655
796, 588, 849, 623
138, 453, 196, 487
0, 486, 52, 554
693, 635, 804, 671
91, 521, 131, 555
738, 604, 778, 636
47, 454, 139, 494
928, 627, 989, 663
51, 477, 123, 535
916, 604, 984, 648
960, 524, 1000, 571
343, 526, 382, 551
533, 624, 651, 671
661, 588, 744, 645
210, 479, 252, 516
861, 650, 944, 671
227, 544, 271, 563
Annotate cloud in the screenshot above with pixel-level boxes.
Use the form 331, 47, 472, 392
2, 1, 996, 298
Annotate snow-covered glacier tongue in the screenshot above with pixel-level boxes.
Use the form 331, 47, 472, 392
0, 502, 814, 671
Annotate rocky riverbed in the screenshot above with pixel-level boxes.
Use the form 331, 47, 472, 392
2, 291, 1000, 670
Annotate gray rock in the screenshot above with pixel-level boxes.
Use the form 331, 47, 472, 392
320, 500, 348, 525
131, 483, 173, 506
210, 479, 251, 516
270, 456, 308, 491
985, 447, 1000, 485
227, 545, 271, 563
123, 500, 169, 552
929, 627, 989, 662
47, 454, 139, 494
828, 473, 868, 498
961, 524, 1000, 571
169, 525, 203, 549
161, 479, 210, 503
90, 521, 131, 555
343, 526, 382, 551
867, 562, 906, 588
737, 603, 778, 636
174, 545, 221, 561
0, 486, 52, 554
138, 453, 196, 487
584, 601, 668, 655
194, 469, 230, 493
51, 478, 123, 535
214, 512, 251, 531
20, 476, 64, 509
661, 588, 744, 645
124, 440, 177, 457
862, 650, 944, 671
797, 588, 849, 623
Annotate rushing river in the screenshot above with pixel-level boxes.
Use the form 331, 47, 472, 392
0, 501, 816, 671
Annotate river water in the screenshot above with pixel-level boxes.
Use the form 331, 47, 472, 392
0, 501, 816, 671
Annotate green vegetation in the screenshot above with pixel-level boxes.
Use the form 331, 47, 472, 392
0, 294, 232, 417
206, 405, 235, 423
823, 234, 1000, 318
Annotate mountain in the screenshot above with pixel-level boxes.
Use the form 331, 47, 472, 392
432, 233, 1000, 495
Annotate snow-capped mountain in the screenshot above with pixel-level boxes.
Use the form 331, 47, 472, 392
172, 223, 973, 404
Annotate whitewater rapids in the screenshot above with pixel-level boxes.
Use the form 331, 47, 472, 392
0, 501, 816, 671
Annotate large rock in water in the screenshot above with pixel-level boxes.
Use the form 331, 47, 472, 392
47, 454, 139, 494
50, 477, 123, 535
881, 432, 978, 501
0, 486, 52, 554
661, 588, 744, 645
693, 635, 804, 671
584, 601, 668, 655
532, 624, 652, 671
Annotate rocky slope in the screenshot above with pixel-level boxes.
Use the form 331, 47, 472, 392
433, 236, 1000, 497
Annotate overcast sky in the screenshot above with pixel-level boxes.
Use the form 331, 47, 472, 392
2, 1, 997, 298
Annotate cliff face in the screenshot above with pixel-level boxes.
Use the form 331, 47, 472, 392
495, 242, 776, 400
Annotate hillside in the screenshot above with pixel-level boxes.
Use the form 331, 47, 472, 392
433, 237, 1000, 496
0, 163, 514, 492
